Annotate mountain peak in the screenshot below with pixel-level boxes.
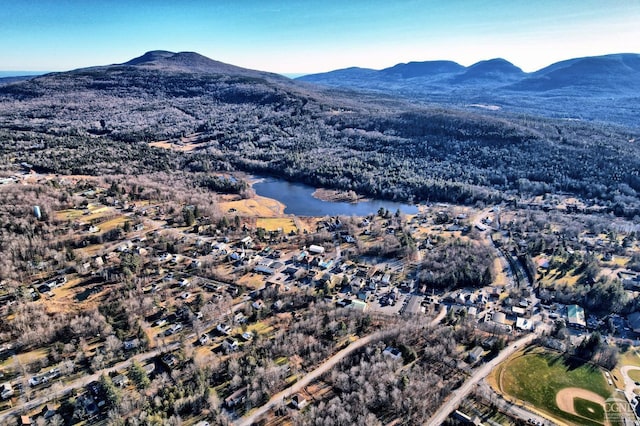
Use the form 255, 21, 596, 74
123, 50, 176, 66
466, 58, 523, 74
117, 50, 286, 81
381, 60, 464, 79
450, 58, 524, 84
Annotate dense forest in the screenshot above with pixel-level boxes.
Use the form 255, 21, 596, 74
1, 52, 639, 217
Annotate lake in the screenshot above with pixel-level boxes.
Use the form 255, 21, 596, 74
253, 177, 418, 217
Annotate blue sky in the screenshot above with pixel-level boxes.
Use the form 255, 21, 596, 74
1, 0, 638, 74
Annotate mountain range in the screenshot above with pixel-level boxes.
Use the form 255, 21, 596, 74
1, 50, 639, 216
298, 53, 640, 127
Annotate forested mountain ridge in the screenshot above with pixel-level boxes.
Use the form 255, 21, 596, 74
1, 51, 639, 216
298, 53, 640, 127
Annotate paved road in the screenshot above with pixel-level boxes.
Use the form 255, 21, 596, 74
427, 333, 538, 425
621, 365, 640, 402
0, 342, 180, 423
2, 305, 443, 425
476, 381, 553, 426
236, 329, 396, 426
619, 365, 640, 423
237, 307, 445, 426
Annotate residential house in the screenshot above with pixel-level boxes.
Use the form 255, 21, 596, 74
216, 323, 232, 335
223, 338, 239, 352
123, 339, 139, 350
224, 387, 247, 408
291, 393, 308, 410
0, 382, 13, 399
567, 304, 586, 329
112, 374, 129, 388
468, 346, 484, 363
199, 334, 210, 345
40, 404, 57, 419
161, 353, 178, 369
515, 317, 533, 331
308, 244, 325, 255
383, 347, 402, 361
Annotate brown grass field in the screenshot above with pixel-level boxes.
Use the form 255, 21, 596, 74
256, 217, 298, 234
148, 141, 201, 152
218, 195, 285, 217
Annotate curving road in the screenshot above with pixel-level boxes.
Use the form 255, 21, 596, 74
427, 332, 538, 425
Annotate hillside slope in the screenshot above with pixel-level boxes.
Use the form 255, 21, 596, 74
1, 51, 639, 216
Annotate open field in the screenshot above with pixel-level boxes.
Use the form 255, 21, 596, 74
0, 348, 48, 370
148, 140, 201, 152
237, 273, 268, 290
492, 347, 612, 426
55, 204, 111, 222
256, 217, 298, 234
628, 369, 640, 383
218, 195, 285, 217
96, 215, 127, 232
491, 257, 509, 286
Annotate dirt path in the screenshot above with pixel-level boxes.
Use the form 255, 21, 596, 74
555, 387, 606, 418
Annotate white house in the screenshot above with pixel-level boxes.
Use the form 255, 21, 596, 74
309, 245, 325, 255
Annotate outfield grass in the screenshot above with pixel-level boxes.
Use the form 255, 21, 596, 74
628, 369, 640, 383
499, 348, 610, 426
619, 349, 640, 367
573, 397, 605, 423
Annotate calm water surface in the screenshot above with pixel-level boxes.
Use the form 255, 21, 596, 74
253, 177, 418, 217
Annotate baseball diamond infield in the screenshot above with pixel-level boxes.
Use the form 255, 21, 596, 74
556, 388, 606, 424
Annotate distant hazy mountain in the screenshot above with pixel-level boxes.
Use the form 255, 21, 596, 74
0, 71, 46, 86
298, 53, 640, 126
380, 60, 464, 79
0, 75, 37, 86
509, 53, 640, 94
0, 71, 47, 78
451, 58, 524, 84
